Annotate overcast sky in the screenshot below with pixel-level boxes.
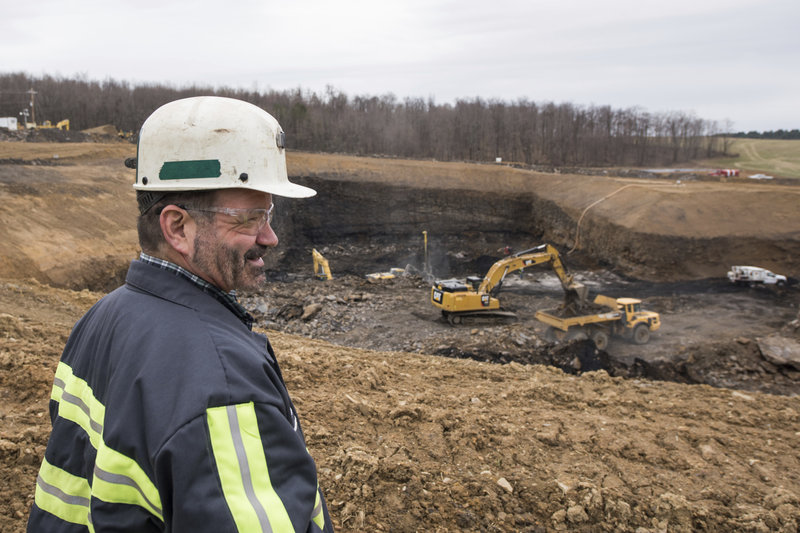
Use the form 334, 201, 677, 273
3, 0, 798, 132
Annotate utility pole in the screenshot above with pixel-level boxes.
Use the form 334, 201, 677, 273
26, 88, 38, 125
422, 230, 429, 276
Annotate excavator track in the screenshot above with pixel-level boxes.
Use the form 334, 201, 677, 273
443, 310, 518, 325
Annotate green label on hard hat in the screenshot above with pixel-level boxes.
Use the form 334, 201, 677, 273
159, 160, 221, 180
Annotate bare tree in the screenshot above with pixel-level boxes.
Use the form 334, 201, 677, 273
0, 72, 726, 167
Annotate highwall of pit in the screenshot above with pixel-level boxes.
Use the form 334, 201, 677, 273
2, 150, 798, 293
273, 175, 800, 282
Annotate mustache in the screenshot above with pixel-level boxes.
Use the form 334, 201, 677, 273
244, 245, 269, 261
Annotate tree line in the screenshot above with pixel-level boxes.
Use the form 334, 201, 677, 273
729, 129, 800, 140
1, 72, 735, 167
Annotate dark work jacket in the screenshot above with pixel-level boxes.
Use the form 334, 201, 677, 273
28, 259, 333, 532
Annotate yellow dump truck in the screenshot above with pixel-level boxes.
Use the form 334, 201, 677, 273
535, 294, 660, 349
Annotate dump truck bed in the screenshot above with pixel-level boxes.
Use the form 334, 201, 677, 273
534, 308, 622, 331
535, 293, 622, 331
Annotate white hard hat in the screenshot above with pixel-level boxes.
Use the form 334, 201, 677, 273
133, 96, 315, 199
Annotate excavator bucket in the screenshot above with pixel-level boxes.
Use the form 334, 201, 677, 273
561, 281, 589, 316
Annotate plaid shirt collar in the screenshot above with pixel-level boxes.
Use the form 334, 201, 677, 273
138, 252, 254, 329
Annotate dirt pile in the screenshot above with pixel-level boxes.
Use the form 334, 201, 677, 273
1, 142, 800, 532
2, 279, 800, 532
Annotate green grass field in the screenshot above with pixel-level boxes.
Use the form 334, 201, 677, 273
699, 138, 800, 179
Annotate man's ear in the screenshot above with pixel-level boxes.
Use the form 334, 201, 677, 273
159, 205, 194, 256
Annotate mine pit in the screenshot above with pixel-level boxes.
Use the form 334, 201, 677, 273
237, 170, 799, 397
1, 150, 798, 397
242, 265, 799, 397
2, 145, 800, 532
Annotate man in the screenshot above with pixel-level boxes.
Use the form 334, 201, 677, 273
28, 96, 334, 532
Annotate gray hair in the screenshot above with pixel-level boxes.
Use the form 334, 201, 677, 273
136, 190, 217, 254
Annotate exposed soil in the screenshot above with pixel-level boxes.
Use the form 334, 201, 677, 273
2, 141, 800, 532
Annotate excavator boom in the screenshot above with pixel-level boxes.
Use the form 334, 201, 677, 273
312, 248, 333, 280
431, 244, 586, 323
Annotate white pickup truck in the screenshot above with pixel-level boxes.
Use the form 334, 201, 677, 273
727, 265, 787, 287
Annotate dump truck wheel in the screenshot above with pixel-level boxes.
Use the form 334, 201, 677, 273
591, 330, 610, 350
633, 323, 650, 345
565, 328, 588, 341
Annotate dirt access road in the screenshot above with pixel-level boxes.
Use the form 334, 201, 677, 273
2, 141, 800, 532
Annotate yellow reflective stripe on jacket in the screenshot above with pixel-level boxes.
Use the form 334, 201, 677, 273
35, 457, 92, 527
207, 403, 294, 533
92, 442, 164, 522
311, 487, 324, 530
52, 362, 105, 449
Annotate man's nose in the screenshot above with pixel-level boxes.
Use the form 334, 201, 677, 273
256, 222, 279, 247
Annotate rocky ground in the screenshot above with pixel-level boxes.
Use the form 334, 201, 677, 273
242, 269, 800, 397
2, 141, 800, 532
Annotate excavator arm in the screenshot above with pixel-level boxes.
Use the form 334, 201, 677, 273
431, 243, 588, 321
478, 245, 587, 309
312, 248, 333, 280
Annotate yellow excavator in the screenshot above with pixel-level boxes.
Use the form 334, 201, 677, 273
430, 244, 588, 325
430, 243, 662, 348
37, 119, 70, 130
312, 249, 333, 280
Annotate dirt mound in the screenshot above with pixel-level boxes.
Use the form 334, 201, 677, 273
0, 127, 91, 143
2, 280, 800, 532
80, 124, 118, 136
1, 145, 800, 532
0, 125, 131, 145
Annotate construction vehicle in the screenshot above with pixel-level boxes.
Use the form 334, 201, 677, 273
727, 265, 787, 287
430, 244, 588, 325
709, 169, 739, 177
535, 294, 661, 350
312, 249, 332, 280
37, 119, 70, 131
366, 268, 405, 280
430, 242, 661, 348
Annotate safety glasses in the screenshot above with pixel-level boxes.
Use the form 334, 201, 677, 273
179, 204, 274, 235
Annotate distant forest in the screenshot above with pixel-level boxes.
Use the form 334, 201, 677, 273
729, 130, 800, 140
0, 72, 741, 167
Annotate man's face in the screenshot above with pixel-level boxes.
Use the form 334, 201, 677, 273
189, 189, 278, 292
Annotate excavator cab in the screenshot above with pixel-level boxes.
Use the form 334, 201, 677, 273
434, 279, 469, 293
466, 276, 483, 290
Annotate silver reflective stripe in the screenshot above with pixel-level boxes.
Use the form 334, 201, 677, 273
226, 405, 274, 533
93, 465, 163, 516
61, 389, 104, 434
37, 474, 91, 508
312, 499, 321, 517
